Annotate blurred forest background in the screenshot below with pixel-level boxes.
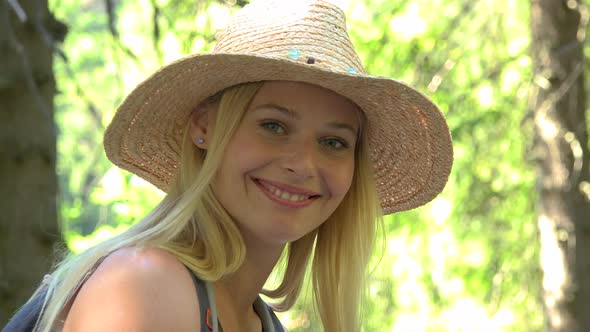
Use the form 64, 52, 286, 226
2, 0, 590, 331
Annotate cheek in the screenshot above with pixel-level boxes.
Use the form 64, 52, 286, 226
326, 159, 355, 200
225, 139, 268, 176
214, 133, 269, 191
211, 146, 254, 219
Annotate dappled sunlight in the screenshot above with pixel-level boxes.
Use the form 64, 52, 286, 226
392, 311, 431, 332
208, 3, 232, 30
44, 0, 545, 330
476, 84, 494, 108
429, 197, 453, 225
580, 181, 590, 201
439, 298, 512, 331
160, 32, 184, 62
93, 167, 125, 202
67, 224, 130, 253
72, 36, 96, 57
536, 111, 559, 140
389, 3, 427, 40
501, 67, 524, 94
275, 310, 311, 331
538, 215, 567, 304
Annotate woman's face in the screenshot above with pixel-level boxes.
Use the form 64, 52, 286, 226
196, 81, 360, 245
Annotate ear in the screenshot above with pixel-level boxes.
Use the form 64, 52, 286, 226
189, 104, 214, 149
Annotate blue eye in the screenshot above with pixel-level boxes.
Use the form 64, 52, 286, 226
320, 138, 349, 150
261, 121, 286, 134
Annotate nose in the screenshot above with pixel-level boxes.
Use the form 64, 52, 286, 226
280, 138, 317, 180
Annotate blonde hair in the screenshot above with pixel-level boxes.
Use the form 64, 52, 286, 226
30, 81, 382, 331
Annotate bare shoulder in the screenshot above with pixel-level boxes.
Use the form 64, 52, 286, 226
63, 247, 201, 332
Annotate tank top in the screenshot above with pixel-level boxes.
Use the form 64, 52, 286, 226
2, 271, 285, 332
187, 268, 285, 332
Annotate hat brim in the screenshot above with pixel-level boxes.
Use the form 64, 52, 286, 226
104, 53, 453, 214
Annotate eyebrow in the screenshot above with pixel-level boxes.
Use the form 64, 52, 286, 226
256, 103, 359, 136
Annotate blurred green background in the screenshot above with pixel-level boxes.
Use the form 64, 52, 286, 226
26, 0, 558, 330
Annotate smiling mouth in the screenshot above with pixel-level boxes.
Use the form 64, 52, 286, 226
253, 178, 321, 207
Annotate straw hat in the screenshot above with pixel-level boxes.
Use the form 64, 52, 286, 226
104, 0, 453, 214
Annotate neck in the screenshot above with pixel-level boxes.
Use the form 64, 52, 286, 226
213, 232, 285, 318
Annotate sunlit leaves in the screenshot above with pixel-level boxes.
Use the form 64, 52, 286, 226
66, 223, 130, 253
48, 0, 543, 330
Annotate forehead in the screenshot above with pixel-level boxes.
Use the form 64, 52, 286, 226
248, 81, 361, 124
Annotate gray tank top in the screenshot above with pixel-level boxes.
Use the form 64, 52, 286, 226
2, 270, 286, 332
187, 267, 285, 332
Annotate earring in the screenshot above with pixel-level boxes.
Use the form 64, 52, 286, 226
197, 137, 204, 144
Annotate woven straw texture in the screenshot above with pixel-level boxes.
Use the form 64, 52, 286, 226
103, 0, 453, 215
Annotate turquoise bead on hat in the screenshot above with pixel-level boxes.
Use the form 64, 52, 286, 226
288, 49, 301, 60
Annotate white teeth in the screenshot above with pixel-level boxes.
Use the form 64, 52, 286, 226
259, 181, 311, 202
289, 194, 304, 202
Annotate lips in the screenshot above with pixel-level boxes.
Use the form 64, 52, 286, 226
253, 178, 321, 208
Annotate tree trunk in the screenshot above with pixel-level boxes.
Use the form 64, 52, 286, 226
0, 0, 65, 324
530, 0, 590, 331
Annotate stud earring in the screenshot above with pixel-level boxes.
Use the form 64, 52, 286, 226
197, 137, 204, 144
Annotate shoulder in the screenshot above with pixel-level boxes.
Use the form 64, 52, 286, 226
63, 247, 201, 332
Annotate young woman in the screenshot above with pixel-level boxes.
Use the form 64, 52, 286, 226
4, 0, 453, 331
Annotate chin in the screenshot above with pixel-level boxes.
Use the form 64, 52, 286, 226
261, 224, 313, 245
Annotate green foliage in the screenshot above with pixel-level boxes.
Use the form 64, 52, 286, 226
49, 0, 543, 330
